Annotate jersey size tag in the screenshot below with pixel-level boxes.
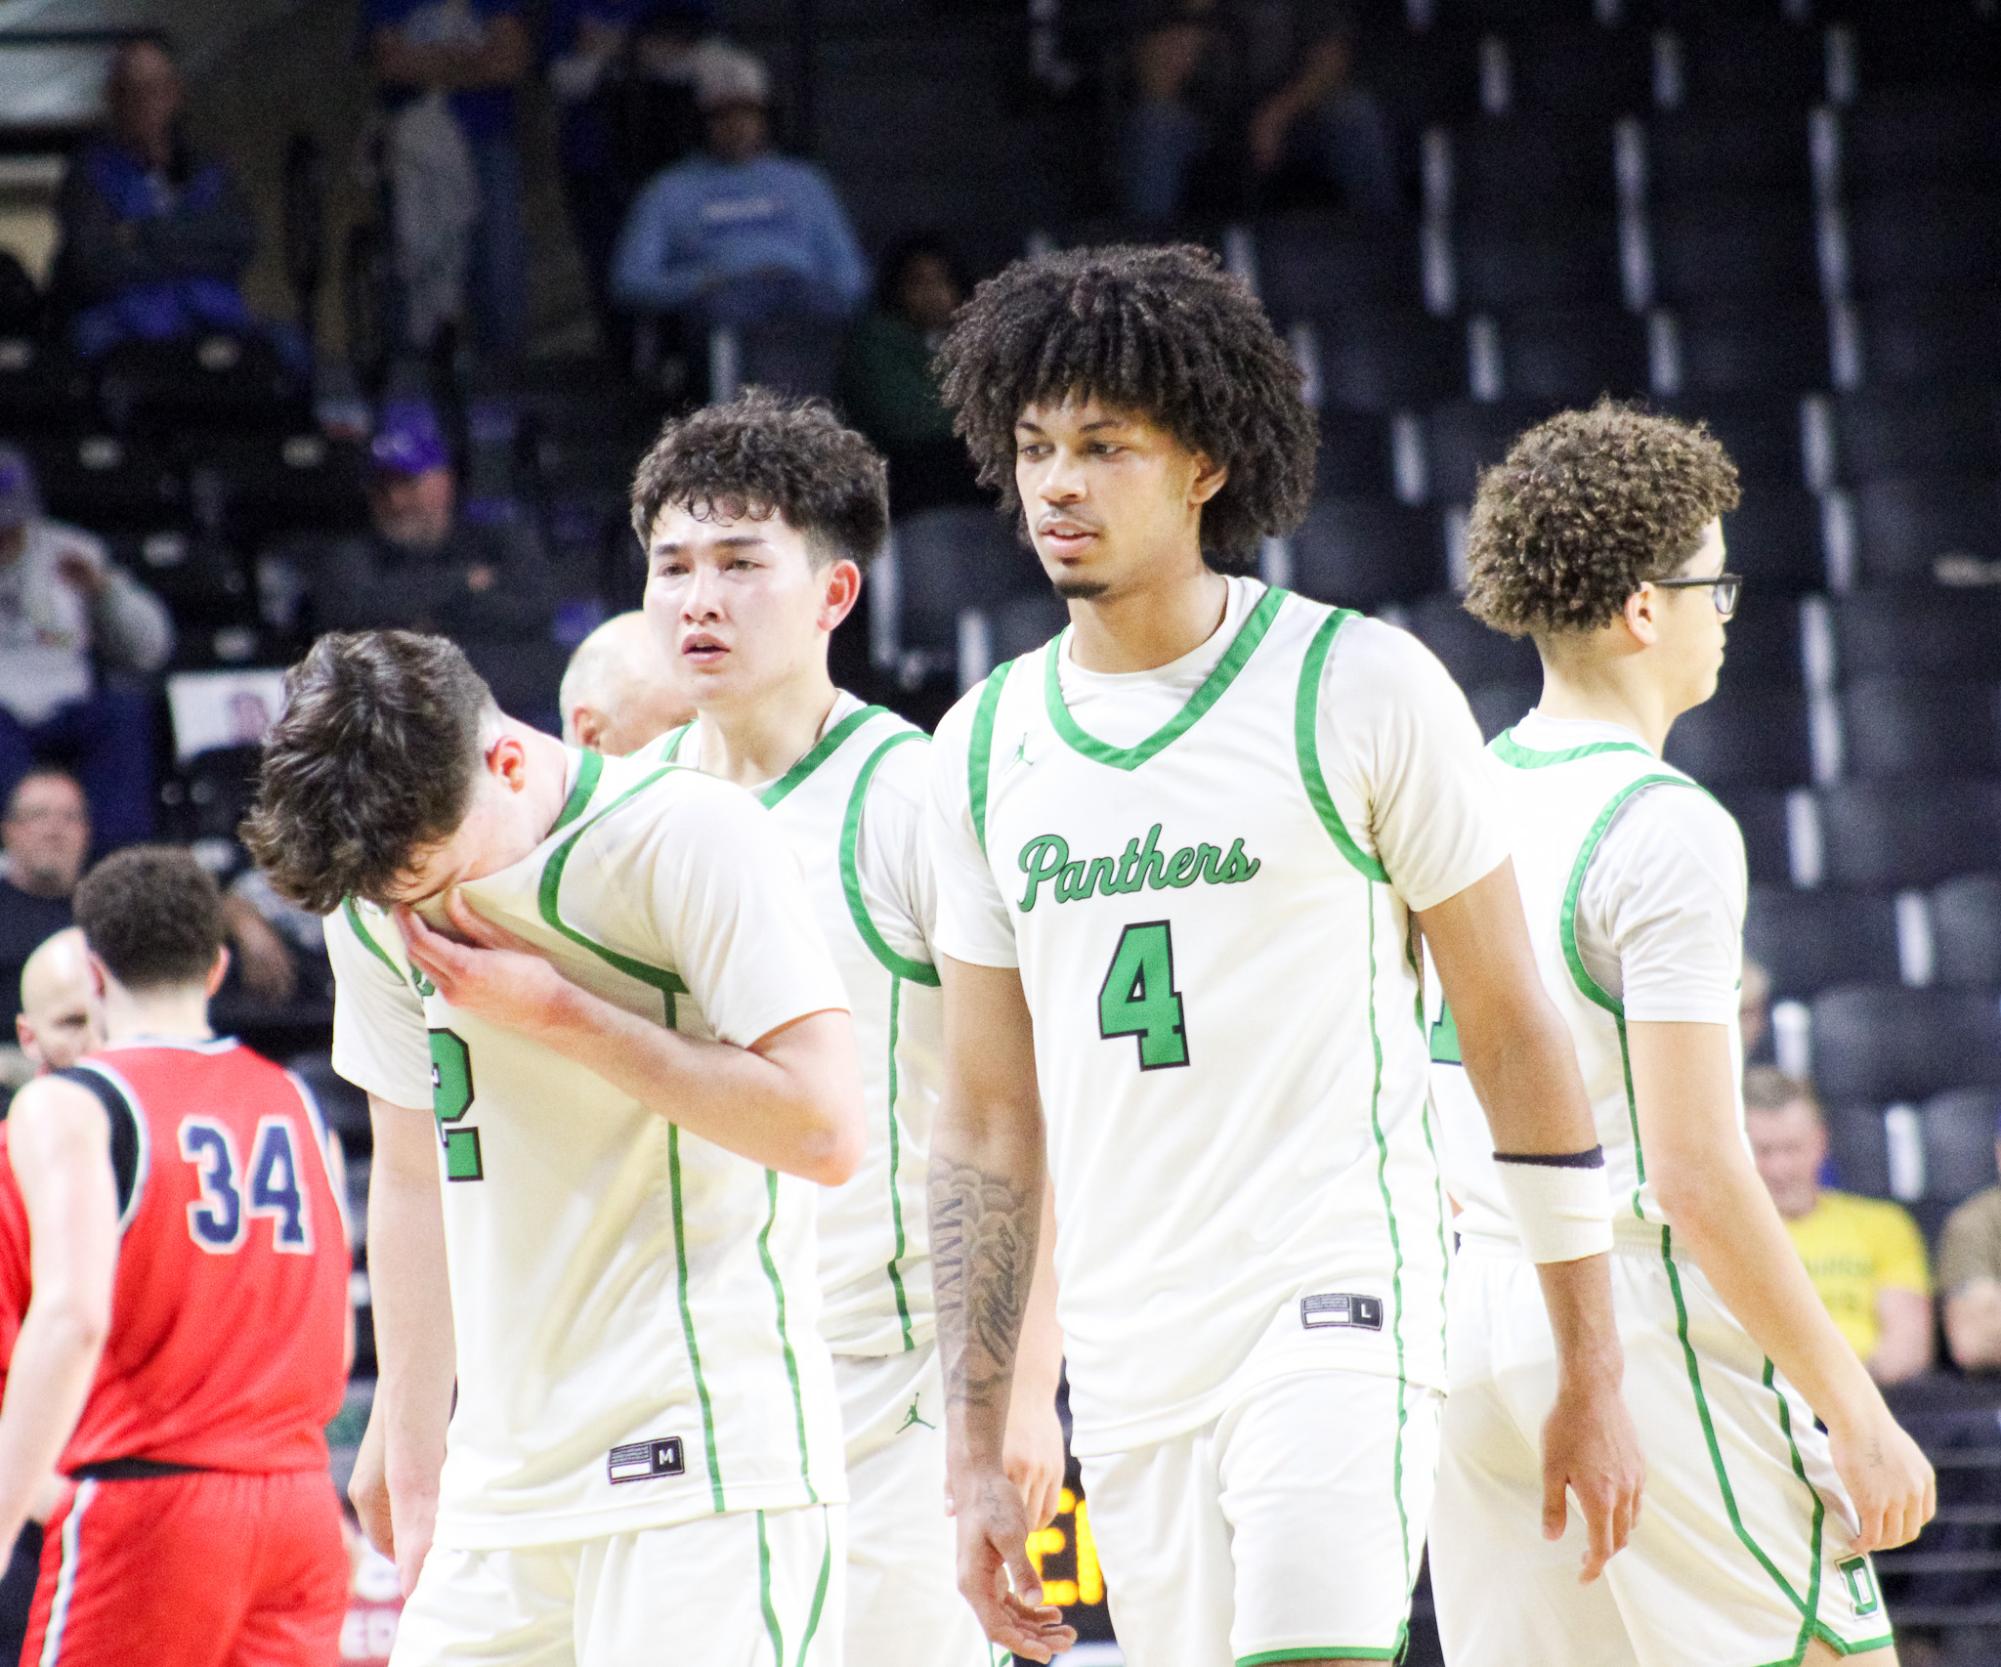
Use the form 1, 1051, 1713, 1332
607, 1437, 686, 1485
1300, 1293, 1384, 1332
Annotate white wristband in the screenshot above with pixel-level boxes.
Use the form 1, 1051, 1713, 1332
1492, 1153, 1614, 1264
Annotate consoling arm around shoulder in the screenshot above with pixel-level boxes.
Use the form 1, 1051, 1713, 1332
0, 1079, 121, 1541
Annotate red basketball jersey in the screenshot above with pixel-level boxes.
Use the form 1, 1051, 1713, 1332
0, 1126, 27, 1399
35, 1038, 350, 1475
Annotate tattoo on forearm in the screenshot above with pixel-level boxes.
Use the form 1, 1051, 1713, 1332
930, 1156, 1037, 1416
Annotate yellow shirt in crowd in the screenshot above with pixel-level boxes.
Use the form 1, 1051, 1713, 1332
1784, 1189, 1932, 1362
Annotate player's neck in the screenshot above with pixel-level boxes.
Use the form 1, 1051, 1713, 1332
1065, 561, 1229, 675
694, 668, 841, 792
101, 986, 214, 1046
516, 725, 578, 844
1534, 660, 1678, 755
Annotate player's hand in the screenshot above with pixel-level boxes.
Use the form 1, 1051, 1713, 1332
950, 1461, 1078, 1664
1828, 1404, 1935, 1553
1540, 1376, 1646, 1583
1004, 1383, 1066, 1530
390, 1485, 439, 1599
397, 896, 579, 1043
349, 1413, 395, 1561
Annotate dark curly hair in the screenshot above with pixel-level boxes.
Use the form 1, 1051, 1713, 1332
1463, 401, 1741, 639
629, 388, 888, 567
933, 243, 1317, 571
242, 631, 493, 914
74, 846, 226, 992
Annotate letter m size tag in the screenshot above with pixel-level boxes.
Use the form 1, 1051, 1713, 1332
608, 1436, 685, 1485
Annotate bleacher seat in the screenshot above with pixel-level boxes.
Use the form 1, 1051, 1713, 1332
1711, 783, 1798, 885
1638, 108, 1816, 201
1493, 305, 1652, 404
1930, 875, 2001, 989
1289, 499, 1450, 610
1810, 985, 2001, 1106
1745, 883, 1903, 999
712, 318, 845, 403
1662, 18, 1831, 109
23, 432, 183, 533
1919, 1089, 2001, 1208
96, 334, 304, 439
1465, 678, 1541, 741
1844, 8, 2001, 92
193, 431, 370, 547
0, 337, 87, 431
1836, 91, 2001, 193
1297, 309, 1468, 413
1715, 485, 1828, 596
1848, 475, 2001, 586
117, 531, 255, 633
1665, 690, 1814, 787
1256, 217, 1427, 319
1646, 192, 1823, 305
1714, 595, 1806, 689
1402, 591, 1542, 688
1665, 299, 1832, 396
1852, 292, 2001, 387
1818, 780, 2001, 890
883, 505, 1042, 664
1313, 410, 1401, 497
157, 743, 264, 848
1828, 590, 2001, 683
1423, 399, 1553, 503
1824, 1104, 1894, 1199
1657, 392, 1811, 489
1369, 26, 1487, 129
1451, 214, 1628, 311
1840, 191, 2001, 298
1829, 388, 2001, 482
1839, 679, 2001, 782
1501, 27, 1658, 120
990, 591, 1067, 664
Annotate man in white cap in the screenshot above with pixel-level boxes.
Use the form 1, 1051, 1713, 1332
611, 48, 868, 334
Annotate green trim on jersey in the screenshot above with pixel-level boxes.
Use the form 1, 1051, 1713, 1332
756, 1510, 783, 1663
1493, 729, 1654, 769
761, 704, 889, 810
841, 730, 940, 987
550, 748, 605, 834
1237, 1645, 1403, 1666
1044, 585, 1286, 771
340, 898, 403, 982
1662, 1224, 1829, 1662
757, 1169, 820, 1501
655, 723, 691, 763
967, 660, 1013, 857
797, 1511, 834, 1664
882, 974, 916, 1351
670, 1126, 726, 1510
1295, 609, 1390, 884
1364, 890, 1414, 1602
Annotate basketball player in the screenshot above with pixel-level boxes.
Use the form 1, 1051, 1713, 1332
637, 392, 1064, 1664
245, 630, 861, 1664
15, 927, 99, 1073
1, 847, 350, 1666
923, 244, 1644, 1667
559, 608, 694, 754
1427, 402, 1934, 1666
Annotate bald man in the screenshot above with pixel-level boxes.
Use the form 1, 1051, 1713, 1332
558, 609, 693, 755
15, 928, 98, 1075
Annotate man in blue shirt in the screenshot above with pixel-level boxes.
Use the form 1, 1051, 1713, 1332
611, 52, 868, 333
365, 0, 532, 362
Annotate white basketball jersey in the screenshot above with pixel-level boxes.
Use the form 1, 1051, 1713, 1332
645, 696, 942, 1360
1428, 727, 1744, 1247
326, 750, 848, 1549
934, 586, 1469, 1457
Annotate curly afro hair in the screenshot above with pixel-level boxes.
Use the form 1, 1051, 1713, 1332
1463, 401, 1740, 639
630, 388, 888, 567
933, 243, 1317, 572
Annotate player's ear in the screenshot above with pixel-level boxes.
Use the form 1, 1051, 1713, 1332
1622, 583, 1661, 648
571, 708, 604, 752
85, 951, 110, 1001
205, 945, 230, 998
488, 732, 529, 793
818, 557, 862, 633
1187, 450, 1229, 509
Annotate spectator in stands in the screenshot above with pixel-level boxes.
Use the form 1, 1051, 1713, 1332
365, 0, 532, 363
0, 446, 171, 850
1938, 1115, 2001, 1374
13, 927, 97, 1076
559, 610, 693, 754
1746, 1066, 1935, 1386
53, 39, 260, 361
1740, 954, 1774, 1065
0, 772, 87, 1040
1119, 1, 1398, 225
611, 51, 869, 334
312, 402, 557, 718
837, 235, 984, 516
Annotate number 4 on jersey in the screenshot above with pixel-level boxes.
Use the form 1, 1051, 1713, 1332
1099, 921, 1190, 1070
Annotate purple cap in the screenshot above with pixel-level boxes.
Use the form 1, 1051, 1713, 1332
0, 444, 37, 529
369, 402, 450, 477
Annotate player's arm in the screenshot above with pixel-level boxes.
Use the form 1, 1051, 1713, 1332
402, 899, 863, 1185
1422, 868, 1645, 1581
0, 1079, 119, 1546
1630, 1022, 1935, 1549
360, 1092, 456, 1596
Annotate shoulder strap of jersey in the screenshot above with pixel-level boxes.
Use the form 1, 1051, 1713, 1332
841, 728, 940, 987
1490, 726, 1659, 770
966, 657, 1018, 859
656, 723, 693, 763
52, 1062, 147, 1229
1293, 603, 1390, 884
760, 702, 892, 811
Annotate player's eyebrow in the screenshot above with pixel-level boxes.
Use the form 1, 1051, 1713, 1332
650, 532, 769, 556
1014, 417, 1127, 435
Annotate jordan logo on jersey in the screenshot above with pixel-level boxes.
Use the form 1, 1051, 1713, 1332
1015, 822, 1262, 911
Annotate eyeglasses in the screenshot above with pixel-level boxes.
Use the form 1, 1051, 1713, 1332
1648, 573, 1742, 620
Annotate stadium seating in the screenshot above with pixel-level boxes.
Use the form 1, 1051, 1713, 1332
1293, 308, 1469, 413
1490, 305, 1652, 405
1810, 985, 2001, 1106
1744, 883, 1903, 1000
1289, 498, 1451, 610
1818, 781, 2001, 891
1403, 590, 1542, 689
1664, 691, 1815, 787
1930, 875, 2001, 989
1847, 475, 2001, 586
1828, 589, 2001, 682
1838, 679, 2001, 782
